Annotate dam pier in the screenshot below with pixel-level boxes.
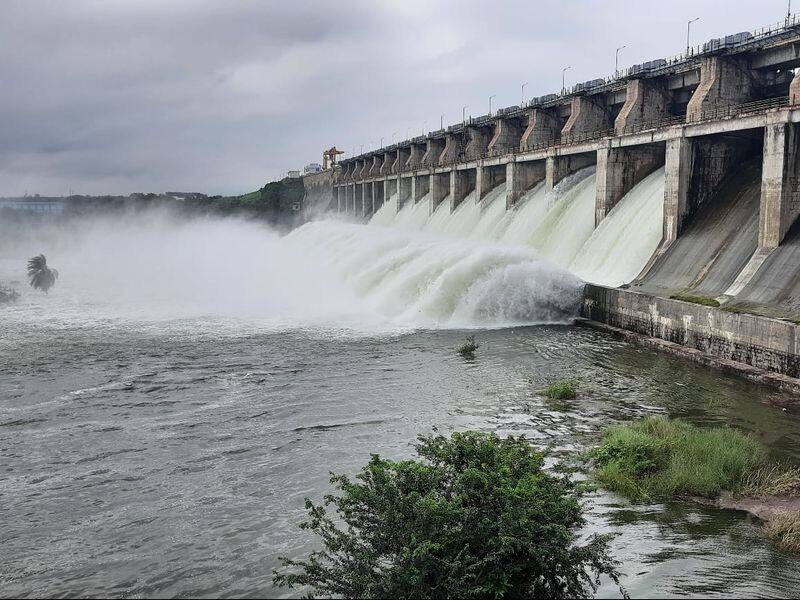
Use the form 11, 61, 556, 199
318, 17, 800, 384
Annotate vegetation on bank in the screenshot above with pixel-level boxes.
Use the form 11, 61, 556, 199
544, 379, 578, 400
668, 293, 721, 308
457, 334, 479, 357
274, 431, 623, 599
591, 416, 763, 500
590, 416, 800, 552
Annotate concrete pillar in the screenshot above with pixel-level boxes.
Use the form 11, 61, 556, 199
408, 143, 425, 169
546, 154, 595, 191
412, 174, 429, 203
450, 169, 475, 212
380, 152, 395, 177
398, 176, 412, 207
393, 148, 410, 173
369, 156, 382, 178
663, 137, 692, 244
614, 78, 671, 135
464, 126, 491, 160
439, 133, 463, 165
561, 96, 611, 143
506, 161, 546, 208
520, 109, 560, 151
489, 117, 524, 156
336, 186, 342, 213
790, 71, 800, 105
361, 183, 369, 217
686, 56, 757, 122
429, 172, 449, 212
422, 138, 445, 167
595, 143, 664, 226
759, 122, 800, 248
476, 164, 506, 202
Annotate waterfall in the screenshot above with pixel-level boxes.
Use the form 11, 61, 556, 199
527, 167, 596, 268
570, 167, 665, 287
327, 161, 667, 327
289, 221, 584, 327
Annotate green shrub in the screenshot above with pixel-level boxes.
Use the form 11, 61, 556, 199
668, 293, 720, 307
274, 431, 622, 599
544, 379, 578, 400
593, 416, 764, 501
457, 334, 479, 357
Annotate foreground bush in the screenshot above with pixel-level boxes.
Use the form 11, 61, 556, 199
592, 416, 764, 500
274, 431, 622, 599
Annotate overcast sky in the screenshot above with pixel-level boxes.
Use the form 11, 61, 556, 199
0, 0, 783, 196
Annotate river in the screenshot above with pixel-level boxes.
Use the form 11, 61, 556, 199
2, 210, 800, 598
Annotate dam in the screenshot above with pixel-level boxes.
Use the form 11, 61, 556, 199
313, 16, 800, 383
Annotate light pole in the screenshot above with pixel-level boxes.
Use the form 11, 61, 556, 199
489, 94, 496, 115
360, 144, 364, 154
462, 105, 469, 124
561, 66, 572, 93
687, 17, 700, 53
406, 127, 411, 140
440, 114, 444, 130
615, 45, 627, 75
522, 82, 528, 105
422, 121, 427, 136
380, 137, 384, 148
392, 132, 397, 144
788, 0, 793, 25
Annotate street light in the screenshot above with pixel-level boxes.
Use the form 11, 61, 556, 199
489, 94, 496, 115
462, 105, 469, 124
440, 114, 445, 130
562, 66, 572, 93
615, 45, 627, 75
380, 137, 384, 148
788, 0, 793, 25
522, 82, 528, 105
422, 121, 427, 136
687, 17, 700, 53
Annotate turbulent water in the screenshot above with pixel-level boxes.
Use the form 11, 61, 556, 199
2, 187, 798, 598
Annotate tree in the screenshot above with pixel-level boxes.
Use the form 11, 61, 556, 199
274, 431, 623, 599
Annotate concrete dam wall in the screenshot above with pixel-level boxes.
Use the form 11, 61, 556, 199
318, 16, 800, 380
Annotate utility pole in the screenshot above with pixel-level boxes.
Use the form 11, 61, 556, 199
615, 45, 627, 75
687, 17, 700, 53
561, 66, 572, 94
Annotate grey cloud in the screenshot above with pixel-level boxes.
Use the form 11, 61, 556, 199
0, 0, 776, 196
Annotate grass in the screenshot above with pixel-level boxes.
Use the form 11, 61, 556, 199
457, 334, 479, 357
739, 464, 800, 498
592, 416, 764, 500
669, 293, 721, 308
543, 379, 578, 400
765, 511, 800, 551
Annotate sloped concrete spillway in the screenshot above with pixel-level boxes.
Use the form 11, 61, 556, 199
635, 161, 762, 298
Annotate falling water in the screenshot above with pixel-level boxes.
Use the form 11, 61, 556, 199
571, 167, 665, 286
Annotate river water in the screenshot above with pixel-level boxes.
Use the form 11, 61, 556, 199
2, 210, 800, 598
